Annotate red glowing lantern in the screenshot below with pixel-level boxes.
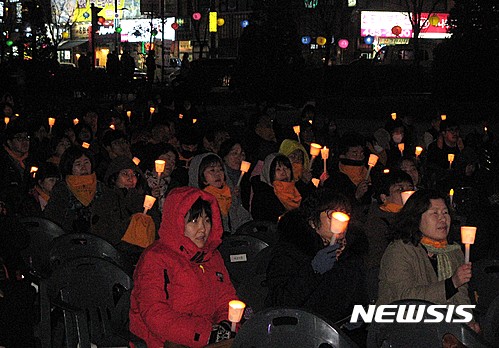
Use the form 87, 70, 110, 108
391, 25, 402, 36
338, 39, 349, 49
192, 12, 201, 21
98, 16, 106, 25
171, 22, 179, 30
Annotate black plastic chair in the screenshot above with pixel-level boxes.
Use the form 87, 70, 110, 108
38, 257, 144, 348
482, 294, 499, 347
232, 307, 358, 348
469, 259, 499, 316
49, 233, 134, 276
19, 217, 65, 276
235, 220, 279, 246
218, 234, 269, 287
366, 300, 490, 348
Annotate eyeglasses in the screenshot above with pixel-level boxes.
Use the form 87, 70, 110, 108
119, 170, 137, 178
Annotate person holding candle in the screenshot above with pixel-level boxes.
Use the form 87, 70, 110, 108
19, 162, 60, 217
189, 153, 252, 234
384, 119, 411, 167
96, 130, 133, 181
44, 146, 105, 233
46, 135, 72, 166
219, 139, 251, 210
377, 189, 479, 332
251, 153, 301, 223
129, 187, 238, 347
265, 188, 367, 322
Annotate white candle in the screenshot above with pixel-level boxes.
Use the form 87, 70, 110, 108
401, 190, 415, 205
311, 178, 320, 188
109, 124, 115, 130
30, 166, 38, 178
149, 106, 155, 115
155, 159, 166, 178
126, 111, 132, 119
391, 113, 397, 120
321, 147, 329, 173
383, 168, 390, 174
441, 114, 447, 121
73, 118, 79, 125
309, 143, 322, 170
192, 118, 198, 124
415, 146, 423, 158
237, 161, 251, 186
132, 157, 141, 166
398, 143, 405, 155
293, 125, 301, 143
4, 117, 9, 125
448, 153, 455, 169
143, 195, 157, 214
449, 189, 454, 207
329, 212, 350, 245
365, 153, 379, 180
48, 117, 56, 134
461, 226, 477, 263
228, 300, 246, 332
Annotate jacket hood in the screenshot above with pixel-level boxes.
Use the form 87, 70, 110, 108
188, 152, 223, 188
279, 139, 310, 170
104, 156, 142, 184
158, 186, 223, 258
261, 153, 279, 186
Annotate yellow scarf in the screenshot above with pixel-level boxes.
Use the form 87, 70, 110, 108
204, 184, 232, 216
421, 236, 461, 281
292, 162, 303, 181
4, 144, 28, 169
66, 173, 97, 207
121, 213, 156, 248
380, 202, 402, 213
339, 163, 368, 186
273, 180, 302, 211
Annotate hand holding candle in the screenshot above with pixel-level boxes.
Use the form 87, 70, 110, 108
155, 159, 166, 178
321, 146, 329, 174
448, 153, 455, 169
365, 153, 379, 180
143, 195, 156, 214
461, 226, 477, 263
309, 143, 322, 170
293, 125, 301, 143
330, 212, 350, 245
228, 300, 246, 332
237, 161, 251, 186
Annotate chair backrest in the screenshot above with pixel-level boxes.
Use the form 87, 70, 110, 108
366, 300, 490, 348
483, 294, 499, 347
40, 257, 133, 347
19, 217, 66, 275
469, 259, 499, 313
218, 234, 269, 286
49, 233, 134, 275
235, 220, 278, 246
232, 307, 358, 348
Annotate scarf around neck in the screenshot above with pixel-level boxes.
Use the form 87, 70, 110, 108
204, 184, 232, 216
4, 144, 28, 169
339, 162, 368, 186
380, 202, 402, 213
421, 236, 461, 281
66, 173, 97, 207
273, 180, 302, 211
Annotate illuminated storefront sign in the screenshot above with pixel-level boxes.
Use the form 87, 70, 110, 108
119, 18, 175, 42
360, 11, 450, 39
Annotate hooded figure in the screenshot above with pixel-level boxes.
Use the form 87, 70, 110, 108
129, 187, 237, 347
188, 153, 251, 233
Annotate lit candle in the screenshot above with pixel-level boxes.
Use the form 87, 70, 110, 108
383, 168, 390, 174
321, 147, 329, 174
391, 112, 397, 120
330, 212, 350, 245
179, 113, 184, 119
228, 300, 246, 332
441, 114, 447, 121
401, 190, 415, 205
308, 119, 313, 125
15, 113, 19, 117
132, 157, 141, 166
48, 117, 56, 134
149, 106, 155, 115
365, 153, 379, 180
4, 117, 9, 126
155, 159, 166, 178
448, 153, 455, 169
461, 226, 477, 263
143, 195, 157, 214
449, 188, 454, 207
126, 111, 132, 120
484, 127, 488, 134
237, 160, 251, 186
30, 166, 38, 178
398, 143, 405, 155
293, 125, 300, 143
309, 143, 322, 170
82, 142, 90, 149
415, 146, 423, 158
109, 124, 115, 130
73, 118, 79, 125
192, 118, 197, 124
311, 178, 320, 188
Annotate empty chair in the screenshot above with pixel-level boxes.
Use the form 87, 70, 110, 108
218, 234, 269, 287
49, 233, 134, 276
38, 257, 144, 348
19, 217, 65, 276
366, 300, 490, 348
236, 220, 278, 246
232, 307, 358, 348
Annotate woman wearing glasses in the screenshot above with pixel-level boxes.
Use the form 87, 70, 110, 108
265, 188, 368, 322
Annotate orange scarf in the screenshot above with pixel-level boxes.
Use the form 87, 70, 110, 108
380, 202, 402, 213
421, 236, 448, 249
121, 213, 156, 248
204, 184, 232, 216
66, 173, 97, 207
273, 180, 302, 211
4, 144, 28, 169
339, 163, 368, 186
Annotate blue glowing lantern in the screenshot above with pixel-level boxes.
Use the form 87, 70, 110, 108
83, 12, 90, 19
364, 35, 374, 45
241, 20, 249, 28
301, 36, 311, 45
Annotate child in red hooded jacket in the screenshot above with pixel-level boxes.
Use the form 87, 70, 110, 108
130, 187, 237, 347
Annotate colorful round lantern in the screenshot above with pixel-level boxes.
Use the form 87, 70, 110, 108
171, 22, 179, 30
364, 35, 374, 45
192, 12, 201, 21
217, 18, 225, 26
338, 39, 349, 49
98, 16, 105, 25
115, 27, 122, 33
241, 20, 249, 28
391, 25, 402, 36
151, 29, 158, 37
6, 40, 13, 47
316, 36, 327, 46
83, 12, 90, 19
301, 36, 311, 45
429, 15, 440, 26
62, 32, 70, 39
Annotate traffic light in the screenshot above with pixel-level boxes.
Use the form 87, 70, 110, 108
91, 4, 104, 35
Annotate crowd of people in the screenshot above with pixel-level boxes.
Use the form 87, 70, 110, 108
0, 91, 498, 346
